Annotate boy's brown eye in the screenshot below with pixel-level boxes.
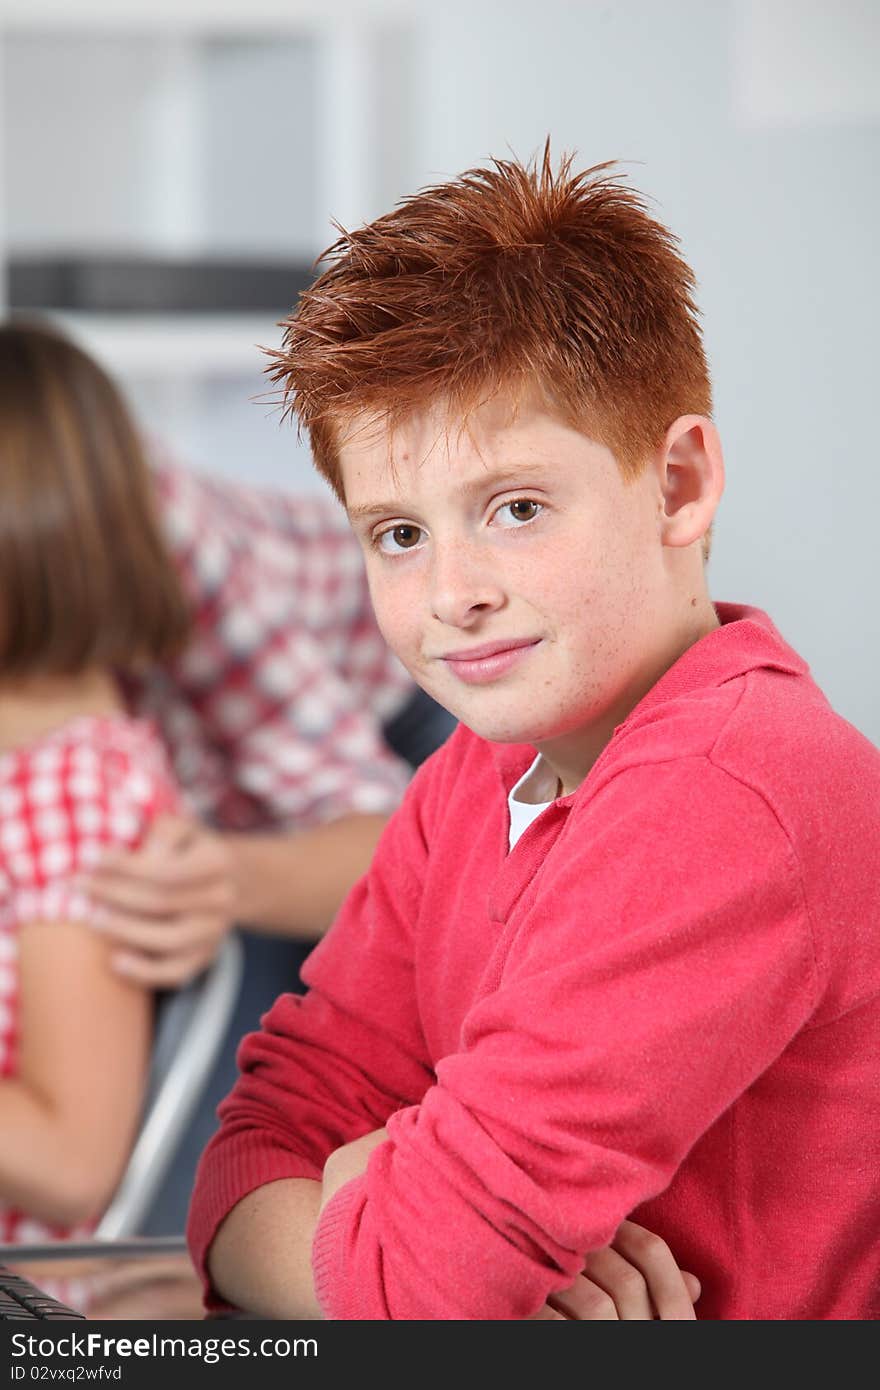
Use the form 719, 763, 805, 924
378, 523, 423, 552
507, 499, 539, 521
393, 525, 421, 547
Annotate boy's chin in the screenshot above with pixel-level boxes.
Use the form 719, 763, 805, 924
455, 711, 549, 747
419, 680, 566, 746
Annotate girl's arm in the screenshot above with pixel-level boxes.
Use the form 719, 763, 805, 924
0, 918, 151, 1227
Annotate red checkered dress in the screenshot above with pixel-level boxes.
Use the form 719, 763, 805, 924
0, 714, 181, 1245
128, 463, 413, 832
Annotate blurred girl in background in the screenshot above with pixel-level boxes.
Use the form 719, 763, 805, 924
0, 320, 190, 1246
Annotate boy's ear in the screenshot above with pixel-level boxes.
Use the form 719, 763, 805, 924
656, 415, 725, 548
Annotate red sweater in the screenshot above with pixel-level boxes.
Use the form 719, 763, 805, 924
188, 605, 880, 1319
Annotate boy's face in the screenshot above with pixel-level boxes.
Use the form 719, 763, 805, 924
340, 393, 682, 764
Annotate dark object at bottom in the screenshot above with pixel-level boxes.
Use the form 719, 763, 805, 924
0, 1265, 86, 1320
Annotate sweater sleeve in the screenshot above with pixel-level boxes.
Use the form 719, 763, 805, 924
310, 757, 821, 1320
186, 749, 441, 1287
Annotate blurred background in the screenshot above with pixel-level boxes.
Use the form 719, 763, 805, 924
1, 0, 877, 743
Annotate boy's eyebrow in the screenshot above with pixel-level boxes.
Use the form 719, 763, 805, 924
346, 501, 406, 522
346, 465, 552, 521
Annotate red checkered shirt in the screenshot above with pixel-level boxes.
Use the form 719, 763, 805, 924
0, 714, 181, 1245
129, 463, 413, 832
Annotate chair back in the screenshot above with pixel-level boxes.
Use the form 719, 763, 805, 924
94, 932, 244, 1240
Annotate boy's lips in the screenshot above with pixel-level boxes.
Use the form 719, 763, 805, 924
438, 637, 542, 685
440, 637, 540, 662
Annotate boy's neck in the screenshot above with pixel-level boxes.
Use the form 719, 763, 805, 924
536, 597, 720, 797
0, 669, 123, 755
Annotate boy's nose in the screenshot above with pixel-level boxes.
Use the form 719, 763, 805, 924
429, 542, 506, 628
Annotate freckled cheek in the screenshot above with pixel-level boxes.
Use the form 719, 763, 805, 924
370, 580, 425, 665
532, 569, 602, 629
540, 559, 639, 651
514, 533, 609, 603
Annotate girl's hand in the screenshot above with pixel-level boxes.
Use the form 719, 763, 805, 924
81, 815, 234, 988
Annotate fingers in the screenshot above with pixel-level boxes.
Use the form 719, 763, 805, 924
547, 1266, 628, 1320
682, 1271, 702, 1304
112, 942, 219, 989
75, 818, 234, 987
91, 911, 227, 956
80, 826, 234, 921
87, 823, 228, 893
91, 905, 229, 988
571, 1246, 655, 1319
94, 815, 196, 874
541, 1225, 700, 1322
609, 1220, 699, 1320
142, 815, 198, 851
85, 871, 234, 921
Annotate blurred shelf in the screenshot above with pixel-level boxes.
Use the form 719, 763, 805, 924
0, 9, 413, 354
42, 312, 285, 375
8, 255, 314, 315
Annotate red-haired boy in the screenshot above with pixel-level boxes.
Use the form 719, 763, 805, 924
188, 152, 880, 1320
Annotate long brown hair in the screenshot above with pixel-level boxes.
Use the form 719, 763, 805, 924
0, 320, 191, 676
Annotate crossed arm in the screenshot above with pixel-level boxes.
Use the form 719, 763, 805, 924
189, 749, 811, 1321
207, 1129, 699, 1321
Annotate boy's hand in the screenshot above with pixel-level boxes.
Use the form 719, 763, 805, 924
532, 1220, 700, 1320
80, 815, 235, 988
320, 1128, 390, 1213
